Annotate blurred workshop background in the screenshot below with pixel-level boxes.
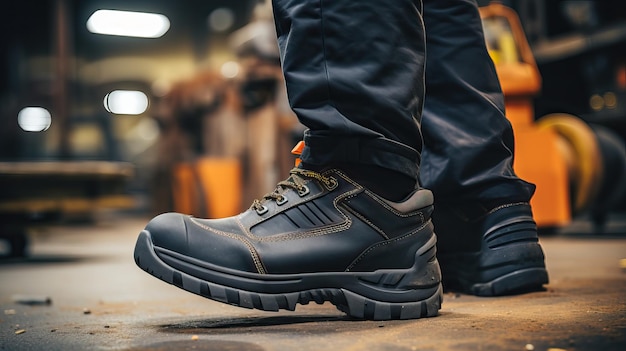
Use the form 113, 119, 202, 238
0, 0, 625, 257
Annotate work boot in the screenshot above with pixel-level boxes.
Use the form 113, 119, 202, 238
134, 167, 442, 320
434, 202, 549, 296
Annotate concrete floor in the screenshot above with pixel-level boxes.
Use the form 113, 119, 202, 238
1, 213, 625, 351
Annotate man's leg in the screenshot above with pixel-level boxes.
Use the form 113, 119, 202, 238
421, 0, 548, 295
134, 0, 442, 320
274, 0, 426, 201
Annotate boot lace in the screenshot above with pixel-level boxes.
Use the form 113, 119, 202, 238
250, 168, 337, 215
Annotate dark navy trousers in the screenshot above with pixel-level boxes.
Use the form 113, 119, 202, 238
272, 0, 535, 207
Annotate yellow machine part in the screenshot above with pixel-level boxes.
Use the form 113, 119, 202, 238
536, 113, 603, 214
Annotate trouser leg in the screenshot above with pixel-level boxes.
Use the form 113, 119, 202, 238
420, 0, 535, 208
272, 0, 425, 181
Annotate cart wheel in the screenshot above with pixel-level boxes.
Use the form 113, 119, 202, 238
1, 230, 29, 258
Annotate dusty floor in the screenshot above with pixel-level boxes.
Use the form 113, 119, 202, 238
1, 214, 625, 351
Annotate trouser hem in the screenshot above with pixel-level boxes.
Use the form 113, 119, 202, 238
301, 130, 420, 180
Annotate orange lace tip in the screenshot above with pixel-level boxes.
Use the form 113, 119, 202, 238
291, 141, 305, 167
291, 140, 305, 156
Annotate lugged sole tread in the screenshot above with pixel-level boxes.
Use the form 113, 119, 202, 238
135, 230, 442, 320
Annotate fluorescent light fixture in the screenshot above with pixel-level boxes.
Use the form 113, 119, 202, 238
17, 107, 52, 132
87, 9, 170, 38
104, 90, 149, 115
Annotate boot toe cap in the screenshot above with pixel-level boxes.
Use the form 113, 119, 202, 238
145, 212, 189, 254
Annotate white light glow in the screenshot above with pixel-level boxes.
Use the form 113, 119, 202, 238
137, 117, 160, 141
151, 79, 172, 97
220, 61, 240, 79
208, 8, 235, 32
87, 10, 170, 38
17, 107, 52, 132
104, 90, 149, 115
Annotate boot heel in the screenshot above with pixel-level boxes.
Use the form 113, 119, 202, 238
338, 235, 443, 320
340, 282, 442, 320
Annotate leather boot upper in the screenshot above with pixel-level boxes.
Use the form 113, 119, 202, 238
147, 168, 435, 275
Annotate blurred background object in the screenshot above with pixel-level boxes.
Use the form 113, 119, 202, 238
1, 0, 625, 256
480, 0, 626, 233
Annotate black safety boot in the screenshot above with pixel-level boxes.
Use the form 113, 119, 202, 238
434, 202, 549, 296
134, 168, 442, 320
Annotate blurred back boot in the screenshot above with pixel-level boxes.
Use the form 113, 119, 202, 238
434, 202, 549, 296
134, 167, 442, 320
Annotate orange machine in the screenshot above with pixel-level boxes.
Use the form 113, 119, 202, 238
172, 158, 242, 219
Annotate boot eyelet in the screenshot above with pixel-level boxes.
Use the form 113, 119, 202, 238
297, 185, 310, 197
276, 196, 288, 206
255, 205, 269, 215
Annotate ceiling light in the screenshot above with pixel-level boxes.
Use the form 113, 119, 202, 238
87, 9, 170, 38
17, 107, 52, 132
104, 90, 149, 115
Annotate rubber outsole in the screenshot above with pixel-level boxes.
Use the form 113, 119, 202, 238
439, 242, 549, 296
134, 230, 443, 320
469, 267, 549, 296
